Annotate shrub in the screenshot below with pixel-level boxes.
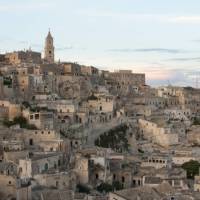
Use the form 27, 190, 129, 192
95, 124, 129, 152
193, 117, 200, 125
97, 183, 113, 193
22, 101, 31, 108
76, 184, 90, 194
3, 77, 12, 86
113, 181, 123, 190
3, 116, 37, 130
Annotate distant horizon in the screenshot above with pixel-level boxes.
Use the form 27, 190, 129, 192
0, 44, 199, 88
1, 0, 200, 87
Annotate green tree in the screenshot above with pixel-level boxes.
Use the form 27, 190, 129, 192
182, 160, 200, 179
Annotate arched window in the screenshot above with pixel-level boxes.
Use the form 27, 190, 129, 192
56, 181, 59, 187
29, 139, 33, 146
44, 163, 48, 171
58, 159, 61, 166
96, 174, 99, 179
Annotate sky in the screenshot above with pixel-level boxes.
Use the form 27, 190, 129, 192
0, 0, 200, 86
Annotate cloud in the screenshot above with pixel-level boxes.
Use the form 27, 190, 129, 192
56, 46, 73, 51
108, 48, 184, 54
146, 68, 193, 87
135, 48, 183, 54
77, 10, 200, 25
56, 45, 87, 52
0, 1, 54, 12
170, 16, 200, 24
192, 39, 200, 43
19, 41, 28, 45
167, 57, 200, 62
77, 11, 157, 20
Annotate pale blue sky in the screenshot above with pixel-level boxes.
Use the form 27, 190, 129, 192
1, 0, 200, 86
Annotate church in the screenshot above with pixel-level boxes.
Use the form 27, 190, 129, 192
0, 30, 55, 65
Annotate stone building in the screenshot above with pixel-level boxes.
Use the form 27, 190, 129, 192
138, 119, 179, 147
62, 63, 81, 76
0, 127, 64, 153
0, 100, 21, 120
81, 66, 99, 76
5, 50, 41, 65
0, 54, 6, 63
0, 162, 31, 200
33, 171, 76, 190
110, 70, 145, 85
23, 109, 55, 130
141, 154, 171, 169
19, 152, 64, 178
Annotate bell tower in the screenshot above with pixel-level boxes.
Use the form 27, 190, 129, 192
44, 30, 54, 63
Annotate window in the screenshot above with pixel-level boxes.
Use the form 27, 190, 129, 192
19, 167, 22, 173
56, 181, 59, 187
54, 163, 57, 169
29, 139, 33, 146
96, 174, 99, 179
132, 180, 136, 186
44, 163, 48, 171
35, 114, 39, 120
